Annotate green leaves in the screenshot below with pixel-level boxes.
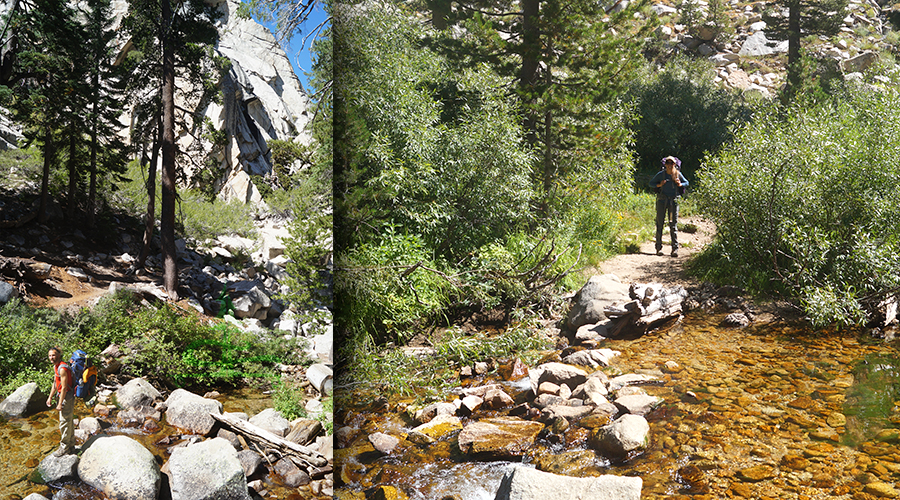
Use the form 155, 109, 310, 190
696, 89, 900, 328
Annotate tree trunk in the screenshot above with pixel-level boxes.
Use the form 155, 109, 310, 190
38, 132, 53, 224
519, 0, 540, 147
161, 0, 178, 300
87, 71, 99, 228
66, 128, 78, 223
138, 123, 160, 270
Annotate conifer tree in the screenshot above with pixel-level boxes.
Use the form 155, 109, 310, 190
762, 0, 848, 97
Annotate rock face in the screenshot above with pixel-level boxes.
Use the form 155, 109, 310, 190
0, 382, 47, 418
77, 436, 161, 500
167, 437, 251, 500
493, 466, 642, 500
165, 389, 224, 435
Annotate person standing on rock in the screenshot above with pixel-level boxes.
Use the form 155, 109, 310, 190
649, 156, 689, 257
46, 347, 76, 456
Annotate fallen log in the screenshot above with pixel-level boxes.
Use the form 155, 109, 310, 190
210, 412, 329, 470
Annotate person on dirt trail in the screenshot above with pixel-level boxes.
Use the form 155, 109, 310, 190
649, 156, 689, 257
46, 346, 76, 457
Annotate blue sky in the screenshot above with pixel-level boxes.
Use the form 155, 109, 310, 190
258, 3, 330, 93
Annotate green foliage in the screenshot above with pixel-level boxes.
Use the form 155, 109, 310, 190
272, 378, 307, 420
626, 57, 754, 188
0, 292, 305, 398
694, 89, 900, 328
177, 190, 257, 242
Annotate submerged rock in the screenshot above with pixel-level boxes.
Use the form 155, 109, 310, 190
590, 414, 650, 458
493, 465, 641, 500
457, 417, 544, 460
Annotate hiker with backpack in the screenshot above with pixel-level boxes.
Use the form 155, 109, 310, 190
649, 155, 689, 257
45, 347, 97, 457
46, 346, 76, 457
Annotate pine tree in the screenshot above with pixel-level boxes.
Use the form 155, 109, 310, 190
121, 0, 221, 298
762, 0, 848, 97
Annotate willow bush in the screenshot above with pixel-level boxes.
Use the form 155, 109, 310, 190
694, 87, 900, 328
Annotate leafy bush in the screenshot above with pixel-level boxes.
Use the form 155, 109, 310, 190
625, 57, 754, 189
694, 88, 900, 328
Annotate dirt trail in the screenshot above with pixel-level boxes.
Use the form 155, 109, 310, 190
593, 215, 716, 288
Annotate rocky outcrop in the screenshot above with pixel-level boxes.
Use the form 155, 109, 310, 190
165, 388, 224, 436
77, 435, 161, 500
166, 437, 251, 500
0, 382, 46, 418
494, 466, 642, 500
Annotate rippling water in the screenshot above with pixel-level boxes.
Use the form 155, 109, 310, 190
337, 311, 900, 499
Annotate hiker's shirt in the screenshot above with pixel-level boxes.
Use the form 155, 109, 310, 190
649, 170, 689, 200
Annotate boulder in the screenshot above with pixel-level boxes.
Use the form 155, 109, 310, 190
841, 51, 878, 74
493, 465, 642, 500
36, 453, 79, 483
274, 457, 310, 487
22, 494, 50, 500
249, 408, 290, 437
613, 394, 663, 416
0, 382, 47, 418
566, 274, 630, 330
0, 281, 16, 304
414, 401, 457, 423
78, 436, 161, 500
738, 31, 788, 56
237, 449, 263, 477
167, 437, 251, 500
535, 362, 588, 390
562, 349, 619, 368
165, 389, 224, 435
458, 417, 544, 459
368, 432, 400, 455
590, 414, 650, 458
408, 414, 463, 444
115, 378, 161, 410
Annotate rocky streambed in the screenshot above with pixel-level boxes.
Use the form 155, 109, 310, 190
335, 274, 900, 500
0, 378, 334, 500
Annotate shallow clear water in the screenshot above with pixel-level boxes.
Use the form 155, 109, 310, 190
336, 311, 900, 499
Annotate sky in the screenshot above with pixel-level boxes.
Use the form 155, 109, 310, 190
258, 2, 330, 94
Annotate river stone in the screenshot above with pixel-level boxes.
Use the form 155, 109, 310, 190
368, 432, 400, 455
78, 435, 161, 500
0, 382, 47, 418
535, 362, 588, 390
458, 417, 544, 459
737, 464, 776, 482
590, 414, 650, 458
249, 408, 290, 437
532, 449, 603, 475
23, 494, 49, 500
415, 401, 456, 423
165, 388, 224, 436
274, 457, 310, 487
37, 453, 79, 483
607, 374, 658, 391
482, 386, 515, 410
115, 377, 162, 410
167, 437, 251, 500
237, 449, 263, 477
367, 486, 409, 500
566, 274, 631, 330
498, 358, 529, 381
540, 405, 594, 422
614, 394, 662, 416
493, 465, 642, 500
409, 414, 462, 443
865, 482, 900, 498
562, 349, 619, 368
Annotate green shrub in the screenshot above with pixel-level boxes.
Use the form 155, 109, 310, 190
695, 89, 900, 327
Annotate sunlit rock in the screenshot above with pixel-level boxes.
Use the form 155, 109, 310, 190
164, 389, 224, 436
614, 394, 662, 416
566, 274, 630, 330
78, 436, 161, 500
0, 382, 46, 418
36, 453, 79, 483
458, 418, 544, 459
409, 414, 462, 443
736, 464, 776, 482
368, 432, 400, 455
167, 437, 250, 500
534, 362, 588, 390
590, 414, 650, 458
493, 465, 641, 500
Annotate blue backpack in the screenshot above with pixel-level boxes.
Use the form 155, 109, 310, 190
69, 350, 98, 400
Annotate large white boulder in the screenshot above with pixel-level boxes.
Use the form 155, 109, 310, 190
167, 437, 251, 500
78, 436, 161, 500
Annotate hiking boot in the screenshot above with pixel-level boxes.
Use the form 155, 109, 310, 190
671, 250, 679, 258
656, 250, 663, 256
52, 445, 74, 457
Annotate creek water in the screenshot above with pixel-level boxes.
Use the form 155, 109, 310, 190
0, 387, 321, 500
336, 310, 900, 499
